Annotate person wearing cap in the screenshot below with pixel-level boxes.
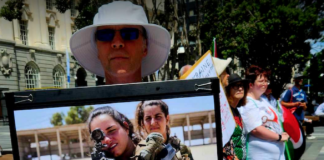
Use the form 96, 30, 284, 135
279, 83, 294, 101
282, 73, 316, 139
212, 57, 232, 87
281, 73, 308, 122
223, 74, 248, 160
70, 1, 170, 85
238, 65, 289, 160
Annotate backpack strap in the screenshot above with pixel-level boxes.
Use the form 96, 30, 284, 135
289, 89, 293, 102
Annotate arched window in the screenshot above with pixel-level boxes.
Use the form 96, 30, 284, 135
25, 62, 41, 89
53, 65, 66, 88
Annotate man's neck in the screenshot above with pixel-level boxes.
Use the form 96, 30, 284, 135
295, 84, 301, 90
105, 71, 142, 84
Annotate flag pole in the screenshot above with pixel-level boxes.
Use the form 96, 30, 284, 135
277, 100, 291, 160
66, 48, 70, 88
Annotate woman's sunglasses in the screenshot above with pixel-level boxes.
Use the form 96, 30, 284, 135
95, 28, 141, 42
232, 83, 245, 90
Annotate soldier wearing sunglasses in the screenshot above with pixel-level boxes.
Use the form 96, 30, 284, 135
70, 1, 171, 84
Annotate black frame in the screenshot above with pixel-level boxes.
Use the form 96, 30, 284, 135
5, 78, 222, 160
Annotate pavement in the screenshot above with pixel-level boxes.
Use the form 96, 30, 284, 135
301, 126, 324, 160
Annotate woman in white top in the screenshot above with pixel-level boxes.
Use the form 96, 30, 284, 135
238, 65, 290, 160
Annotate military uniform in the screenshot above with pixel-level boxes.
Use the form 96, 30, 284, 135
133, 136, 193, 160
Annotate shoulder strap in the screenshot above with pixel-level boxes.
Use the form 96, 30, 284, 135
289, 89, 293, 102
134, 140, 146, 158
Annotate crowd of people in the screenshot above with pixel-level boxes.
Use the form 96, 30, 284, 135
67, 1, 324, 159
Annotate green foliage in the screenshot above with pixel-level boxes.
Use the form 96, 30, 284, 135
74, 0, 112, 29
305, 51, 324, 99
54, 0, 71, 13
65, 106, 94, 125
51, 106, 94, 126
50, 112, 64, 126
201, 0, 324, 96
0, 0, 24, 21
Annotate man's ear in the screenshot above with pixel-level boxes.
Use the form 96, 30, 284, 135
123, 121, 129, 134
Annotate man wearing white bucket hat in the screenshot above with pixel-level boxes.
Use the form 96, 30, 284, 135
70, 1, 170, 84
212, 57, 232, 87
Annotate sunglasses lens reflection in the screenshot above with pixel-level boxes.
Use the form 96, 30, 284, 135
96, 28, 139, 41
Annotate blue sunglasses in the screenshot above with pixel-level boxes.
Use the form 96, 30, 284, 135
95, 28, 140, 41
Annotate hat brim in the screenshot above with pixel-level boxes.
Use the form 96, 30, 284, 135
70, 23, 171, 77
294, 75, 306, 79
227, 79, 250, 88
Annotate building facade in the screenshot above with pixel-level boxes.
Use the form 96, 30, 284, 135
0, 0, 101, 125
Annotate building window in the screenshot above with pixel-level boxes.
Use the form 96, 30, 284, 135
48, 27, 55, 49
71, 0, 76, 17
20, 21, 28, 45
25, 62, 41, 89
46, 0, 53, 10
53, 65, 66, 88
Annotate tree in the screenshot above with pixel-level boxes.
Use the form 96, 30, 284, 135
0, 0, 23, 21
50, 106, 94, 126
50, 112, 64, 126
304, 50, 324, 100
201, 0, 324, 97
65, 106, 94, 125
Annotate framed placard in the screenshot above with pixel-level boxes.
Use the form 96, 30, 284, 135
5, 78, 222, 160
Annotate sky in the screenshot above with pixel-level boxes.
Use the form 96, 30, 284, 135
310, 41, 324, 55
14, 95, 216, 146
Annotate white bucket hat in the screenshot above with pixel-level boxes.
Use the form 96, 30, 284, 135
212, 57, 232, 75
70, 1, 171, 77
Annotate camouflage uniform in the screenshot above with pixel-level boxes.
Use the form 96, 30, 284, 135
133, 135, 193, 160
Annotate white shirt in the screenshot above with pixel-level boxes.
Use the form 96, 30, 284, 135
261, 94, 277, 109
238, 96, 285, 160
315, 103, 324, 116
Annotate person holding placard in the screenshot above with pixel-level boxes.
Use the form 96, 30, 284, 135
212, 57, 232, 87
238, 65, 289, 160
223, 74, 249, 160
70, 1, 170, 85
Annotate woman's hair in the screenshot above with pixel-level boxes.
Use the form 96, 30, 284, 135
135, 100, 170, 139
225, 82, 248, 107
245, 65, 269, 84
87, 106, 140, 144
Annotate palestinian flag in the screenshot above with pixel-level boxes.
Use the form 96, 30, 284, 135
211, 38, 218, 57
278, 102, 306, 160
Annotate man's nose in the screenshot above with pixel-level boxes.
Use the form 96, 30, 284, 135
111, 32, 125, 49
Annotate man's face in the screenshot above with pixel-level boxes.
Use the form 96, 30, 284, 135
295, 78, 303, 85
96, 25, 147, 77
